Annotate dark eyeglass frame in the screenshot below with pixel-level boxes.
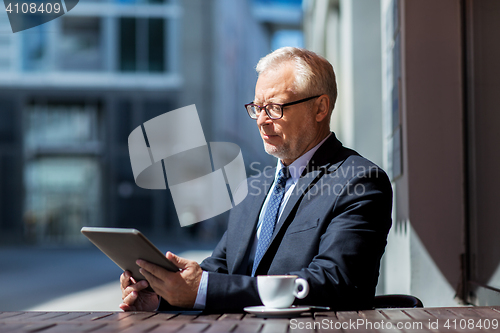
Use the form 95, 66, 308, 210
245, 95, 321, 120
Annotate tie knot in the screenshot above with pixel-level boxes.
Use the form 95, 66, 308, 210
276, 167, 290, 188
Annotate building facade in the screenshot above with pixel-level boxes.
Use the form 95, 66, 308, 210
304, 0, 500, 307
0, 0, 305, 244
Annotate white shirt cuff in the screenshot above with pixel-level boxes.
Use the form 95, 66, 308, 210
193, 271, 208, 309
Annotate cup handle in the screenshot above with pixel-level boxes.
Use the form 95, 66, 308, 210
293, 278, 309, 299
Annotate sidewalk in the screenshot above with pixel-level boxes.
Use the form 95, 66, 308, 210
26, 250, 212, 311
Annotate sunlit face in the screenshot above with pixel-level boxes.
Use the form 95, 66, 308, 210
254, 63, 322, 165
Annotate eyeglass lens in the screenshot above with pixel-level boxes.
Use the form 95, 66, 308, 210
248, 104, 281, 119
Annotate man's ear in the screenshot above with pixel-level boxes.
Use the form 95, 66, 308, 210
315, 95, 330, 122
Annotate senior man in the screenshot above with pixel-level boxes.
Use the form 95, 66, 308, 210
120, 47, 392, 312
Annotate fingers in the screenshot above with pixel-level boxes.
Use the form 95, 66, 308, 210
139, 267, 162, 290
119, 269, 161, 312
120, 271, 132, 299
120, 271, 139, 289
120, 289, 141, 312
136, 259, 172, 280
120, 271, 131, 289
135, 256, 202, 309
122, 289, 139, 305
120, 292, 159, 312
122, 278, 149, 301
119, 303, 133, 312
166, 252, 190, 270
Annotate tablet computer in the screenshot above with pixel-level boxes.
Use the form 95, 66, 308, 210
81, 227, 179, 286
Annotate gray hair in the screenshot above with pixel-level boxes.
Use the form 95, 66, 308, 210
256, 47, 337, 112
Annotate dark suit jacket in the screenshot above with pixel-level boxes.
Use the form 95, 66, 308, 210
161, 133, 392, 312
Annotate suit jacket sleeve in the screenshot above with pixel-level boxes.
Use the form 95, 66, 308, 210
199, 231, 229, 274
199, 226, 263, 311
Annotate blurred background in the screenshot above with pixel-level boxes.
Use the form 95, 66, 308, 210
1, 0, 500, 311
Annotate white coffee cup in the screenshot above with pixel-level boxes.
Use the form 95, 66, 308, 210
257, 275, 309, 308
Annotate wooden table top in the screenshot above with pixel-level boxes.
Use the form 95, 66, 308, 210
0, 306, 499, 332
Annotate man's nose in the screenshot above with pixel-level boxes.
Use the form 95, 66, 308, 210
256, 109, 272, 126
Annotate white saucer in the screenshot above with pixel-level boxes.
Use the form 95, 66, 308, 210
243, 305, 311, 318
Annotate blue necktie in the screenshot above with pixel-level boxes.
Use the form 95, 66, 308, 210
252, 167, 290, 276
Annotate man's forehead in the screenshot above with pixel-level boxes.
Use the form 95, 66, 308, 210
253, 90, 297, 103
254, 66, 298, 102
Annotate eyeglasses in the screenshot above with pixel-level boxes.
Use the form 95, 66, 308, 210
245, 95, 321, 120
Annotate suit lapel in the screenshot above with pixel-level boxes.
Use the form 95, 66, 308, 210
272, 168, 323, 235
269, 134, 344, 250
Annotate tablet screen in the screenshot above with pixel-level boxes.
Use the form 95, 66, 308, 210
81, 227, 179, 284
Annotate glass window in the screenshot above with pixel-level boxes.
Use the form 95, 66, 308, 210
143, 100, 173, 122
24, 103, 102, 244
25, 104, 99, 150
24, 157, 101, 244
59, 17, 103, 71
116, 100, 132, 146
0, 99, 15, 142
119, 17, 166, 72
148, 18, 165, 72
119, 17, 137, 71
22, 23, 48, 71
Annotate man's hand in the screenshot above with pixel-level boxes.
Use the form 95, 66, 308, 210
137, 251, 203, 308
119, 271, 159, 312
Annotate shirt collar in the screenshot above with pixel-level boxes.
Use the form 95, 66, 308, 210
275, 132, 332, 182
